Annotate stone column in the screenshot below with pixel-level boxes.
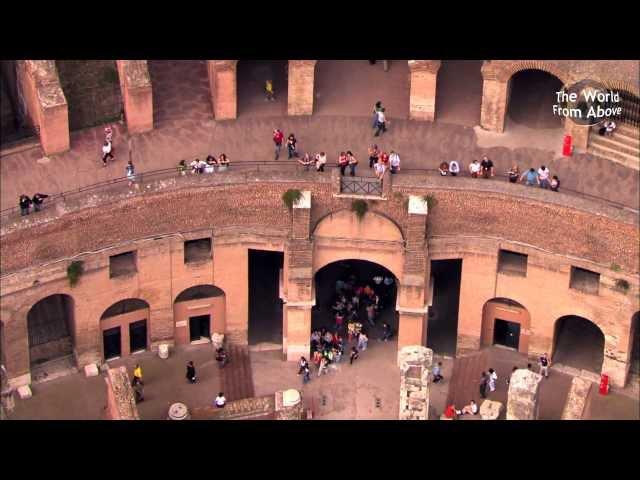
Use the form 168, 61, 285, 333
287, 60, 317, 116
284, 192, 314, 361
506, 369, 543, 420
17, 60, 69, 155
3, 315, 31, 388
398, 345, 433, 420
116, 60, 153, 134
408, 60, 441, 121
564, 118, 590, 151
208, 60, 237, 120
480, 77, 509, 133
104, 366, 139, 420
149, 307, 175, 351
397, 196, 429, 349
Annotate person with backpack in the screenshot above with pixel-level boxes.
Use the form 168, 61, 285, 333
216, 348, 229, 368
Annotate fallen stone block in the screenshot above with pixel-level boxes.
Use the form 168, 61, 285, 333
158, 343, 170, 359
561, 377, 592, 420
84, 364, 99, 377
17, 385, 32, 400
480, 400, 502, 420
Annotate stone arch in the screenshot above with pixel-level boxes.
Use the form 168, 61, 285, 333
100, 298, 151, 360
480, 297, 531, 354
173, 284, 226, 345
312, 209, 404, 280
26, 293, 75, 368
552, 314, 605, 374
484, 60, 570, 85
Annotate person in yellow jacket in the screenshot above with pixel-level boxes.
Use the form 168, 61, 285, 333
133, 364, 143, 384
265, 79, 275, 101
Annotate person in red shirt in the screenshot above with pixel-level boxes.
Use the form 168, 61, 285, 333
338, 152, 349, 175
273, 129, 284, 160
380, 151, 390, 167
444, 404, 458, 419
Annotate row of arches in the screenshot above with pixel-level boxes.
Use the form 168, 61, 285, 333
25, 285, 226, 367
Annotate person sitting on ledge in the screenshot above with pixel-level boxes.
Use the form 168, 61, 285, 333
520, 168, 537, 186
298, 153, 314, 171
205, 155, 217, 174
507, 163, 520, 183
444, 404, 458, 419
439, 161, 449, 176
604, 119, 616, 137
218, 153, 230, 171
461, 400, 479, 416
469, 159, 481, 178
177, 160, 188, 176
449, 160, 460, 176
550, 175, 560, 192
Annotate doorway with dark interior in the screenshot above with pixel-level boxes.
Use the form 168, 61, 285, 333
553, 315, 605, 373
103, 327, 121, 360
237, 61, 289, 117
248, 249, 284, 346
427, 259, 462, 356
129, 320, 147, 353
189, 315, 211, 343
493, 319, 520, 350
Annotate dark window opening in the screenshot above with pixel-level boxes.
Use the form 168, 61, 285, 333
570, 266, 600, 295
249, 250, 284, 345
129, 320, 147, 353
103, 327, 121, 360
493, 319, 521, 350
498, 250, 528, 277
427, 259, 462, 356
189, 315, 211, 342
184, 238, 212, 264
109, 251, 137, 278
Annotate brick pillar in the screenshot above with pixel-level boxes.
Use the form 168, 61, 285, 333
564, 118, 590, 151
602, 343, 628, 389
408, 60, 441, 121
149, 307, 175, 351
287, 60, 317, 116
74, 314, 101, 369
116, 60, 153, 134
3, 315, 31, 388
397, 196, 430, 349
208, 60, 237, 120
17, 60, 69, 155
284, 192, 313, 361
480, 77, 509, 133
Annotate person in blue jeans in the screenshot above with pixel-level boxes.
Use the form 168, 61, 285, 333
520, 168, 537, 186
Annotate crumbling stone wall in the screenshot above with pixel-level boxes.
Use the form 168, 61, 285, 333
398, 345, 433, 420
104, 366, 139, 420
561, 376, 592, 420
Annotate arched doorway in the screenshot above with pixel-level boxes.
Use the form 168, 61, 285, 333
100, 299, 150, 361
0, 60, 36, 146
506, 69, 564, 130
553, 315, 605, 373
630, 312, 640, 377
313, 60, 410, 118
173, 285, 225, 345
236, 60, 289, 117
148, 60, 212, 126
435, 60, 483, 126
481, 298, 530, 354
56, 60, 123, 131
313, 259, 398, 344
27, 294, 75, 368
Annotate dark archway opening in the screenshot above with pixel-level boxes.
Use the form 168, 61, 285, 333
147, 60, 212, 126
507, 69, 563, 129
248, 250, 284, 345
56, 60, 123, 131
175, 285, 225, 303
237, 60, 289, 117
435, 60, 483, 127
100, 299, 150, 359
553, 315, 605, 373
630, 312, 639, 376
0, 60, 36, 146
313, 60, 410, 118
427, 259, 462, 356
174, 285, 225, 345
313, 259, 398, 341
27, 294, 75, 368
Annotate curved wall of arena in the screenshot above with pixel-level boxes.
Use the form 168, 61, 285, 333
1, 172, 638, 388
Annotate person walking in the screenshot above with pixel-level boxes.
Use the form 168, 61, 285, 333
126, 160, 136, 188
214, 392, 226, 408
488, 368, 498, 392
302, 365, 311, 384
318, 357, 329, 377
19, 194, 32, 216
479, 371, 488, 399
539, 352, 550, 378
297, 356, 309, 375
273, 129, 284, 160
216, 347, 229, 368
366, 303, 376, 327
372, 101, 383, 128
133, 364, 143, 385
381, 322, 392, 341
350, 346, 359, 365
357, 332, 368, 351
102, 141, 114, 166
338, 152, 348, 176
374, 108, 387, 137
186, 361, 197, 384
287, 133, 298, 159
347, 151, 358, 177
368, 144, 379, 169
432, 361, 444, 383
265, 79, 275, 101
507, 366, 518, 387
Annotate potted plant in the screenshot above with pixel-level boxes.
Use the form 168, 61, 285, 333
67, 261, 84, 288
282, 189, 303, 210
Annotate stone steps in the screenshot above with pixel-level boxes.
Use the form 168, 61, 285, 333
587, 143, 639, 170
590, 134, 639, 157
220, 344, 255, 401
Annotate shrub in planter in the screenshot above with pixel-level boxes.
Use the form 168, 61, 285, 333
282, 189, 303, 210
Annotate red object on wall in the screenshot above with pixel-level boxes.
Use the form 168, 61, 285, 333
599, 374, 610, 395
562, 135, 573, 156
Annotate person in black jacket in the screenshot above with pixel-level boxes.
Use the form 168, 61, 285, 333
19, 195, 32, 216
186, 361, 197, 383
32, 193, 49, 212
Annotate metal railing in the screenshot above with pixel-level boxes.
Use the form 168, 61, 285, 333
340, 176, 383, 196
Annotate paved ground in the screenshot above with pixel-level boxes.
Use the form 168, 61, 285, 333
2, 61, 638, 212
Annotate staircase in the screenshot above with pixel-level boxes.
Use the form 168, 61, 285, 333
220, 344, 255, 401
588, 123, 639, 170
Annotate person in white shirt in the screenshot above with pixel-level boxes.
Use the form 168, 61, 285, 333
374, 108, 387, 137
190, 159, 199, 174
604, 120, 616, 136
197, 158, 207, 174
214, 392, 226, 408
101, 141, 114, 166
389, 151, 401, 174
315, 152, 327, 172
449, 160, 460, 176
461, 400, 479, 415
469, 159, 481, 178
537, 165, 551, 189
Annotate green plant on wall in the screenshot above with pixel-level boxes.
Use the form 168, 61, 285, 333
615, 279, 630, 292
351, 199, 368, 220
67, 261, 84, 288
422, 194, 438, 210
282, 189, 303, 210
611, 263, 621, 272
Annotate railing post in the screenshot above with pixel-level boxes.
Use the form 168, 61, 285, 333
331, 168, 341, 195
